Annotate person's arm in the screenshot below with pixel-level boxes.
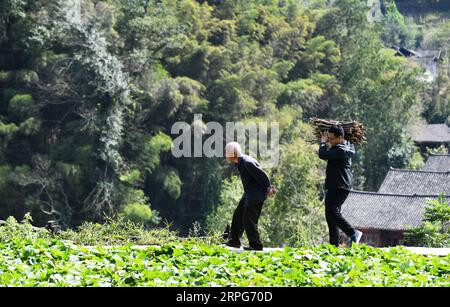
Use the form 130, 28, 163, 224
243, 160, 271, 191
318, 130, 331, 161
318, 131, 352, 160
318, 143, 347, 161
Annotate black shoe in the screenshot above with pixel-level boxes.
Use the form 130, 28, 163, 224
223, 241, 241, 248
243, 246, 263, 251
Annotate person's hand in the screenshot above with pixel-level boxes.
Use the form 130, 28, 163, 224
267, 186, 278, 197
320, 130, 328, 143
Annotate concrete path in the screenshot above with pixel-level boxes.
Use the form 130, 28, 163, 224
223, 246, 450, 256
399, 247, 450, 256
80, 244, 450, 256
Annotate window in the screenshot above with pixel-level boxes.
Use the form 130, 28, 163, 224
363, 232, 378, 246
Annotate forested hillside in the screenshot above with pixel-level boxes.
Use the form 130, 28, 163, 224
0, 0, 446, 246
388, 0, 450, 125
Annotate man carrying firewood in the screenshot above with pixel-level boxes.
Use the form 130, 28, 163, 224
319, 124, 363, 247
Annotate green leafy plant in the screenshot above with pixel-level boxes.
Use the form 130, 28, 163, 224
122, 203, 152, 225
403, 195, 450, 247
0, 238, 448, 287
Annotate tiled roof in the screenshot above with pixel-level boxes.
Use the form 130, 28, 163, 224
378, 168, 450, 195
341, 191, 449, 231
423, 154, 450, 172
414, 49, 442, 60
406, 124, 450, 143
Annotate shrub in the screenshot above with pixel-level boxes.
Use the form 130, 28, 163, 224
0, 213, 50, 241
403, 195, 450, 247
122, 203, 153, 225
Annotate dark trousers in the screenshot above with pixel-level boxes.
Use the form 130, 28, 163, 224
229, 197, 264, 249
325, 189, 355, 246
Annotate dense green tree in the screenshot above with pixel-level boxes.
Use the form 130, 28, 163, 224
0, 0, 431, 238
380, 0, 415, 48
422, 66, 450, 124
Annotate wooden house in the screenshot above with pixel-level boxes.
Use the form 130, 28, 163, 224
406, 124, 450, 154
341, 191, 449, 247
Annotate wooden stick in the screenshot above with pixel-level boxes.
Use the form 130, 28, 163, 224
310, 118, 367, 145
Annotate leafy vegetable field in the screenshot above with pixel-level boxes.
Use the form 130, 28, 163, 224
0, 238, 448, 286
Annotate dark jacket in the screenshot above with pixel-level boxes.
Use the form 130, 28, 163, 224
318, 140, 355, 190
236, 154, 271, 207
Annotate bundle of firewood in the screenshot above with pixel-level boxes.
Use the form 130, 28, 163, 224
310, 117, 367, 145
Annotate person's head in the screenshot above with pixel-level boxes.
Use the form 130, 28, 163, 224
225, 142, 242, 164
327, 125, 345, 147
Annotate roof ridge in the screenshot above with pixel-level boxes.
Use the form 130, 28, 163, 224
388, 168, 450, 174
349, 190, 450, 198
